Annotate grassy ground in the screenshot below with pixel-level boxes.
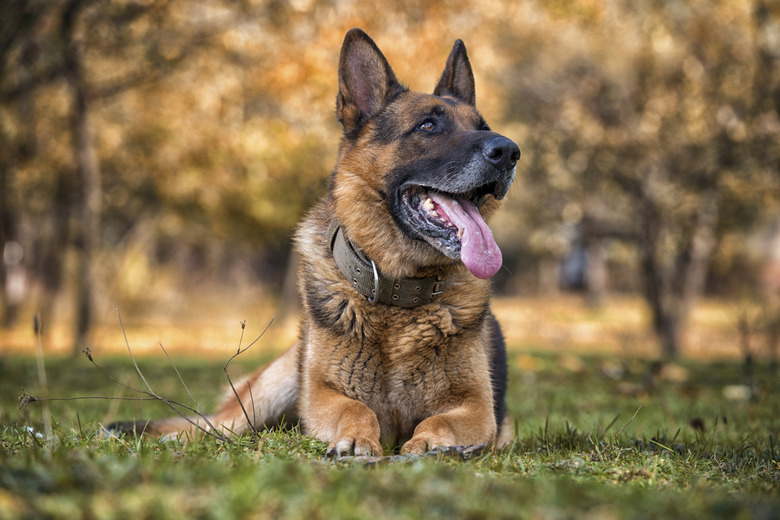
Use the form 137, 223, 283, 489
1, 343, 778, 520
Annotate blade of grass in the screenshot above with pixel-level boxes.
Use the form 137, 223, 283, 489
612, 405, 641, 443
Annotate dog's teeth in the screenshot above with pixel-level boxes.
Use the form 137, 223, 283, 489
457, 228, 464, 239
422, 197, 434, 211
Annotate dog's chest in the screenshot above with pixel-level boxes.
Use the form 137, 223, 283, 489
331, 307, 481, 431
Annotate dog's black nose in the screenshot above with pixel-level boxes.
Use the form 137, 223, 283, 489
483, 137, 520, 171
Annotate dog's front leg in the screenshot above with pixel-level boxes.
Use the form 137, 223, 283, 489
304, 383, 382, 457
400, 394, 497, 455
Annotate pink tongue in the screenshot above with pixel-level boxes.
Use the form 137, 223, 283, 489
428, 192, 503, 279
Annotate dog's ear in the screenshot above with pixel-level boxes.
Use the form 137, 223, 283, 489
337, 28, 405, 134
433, 40, 476, 107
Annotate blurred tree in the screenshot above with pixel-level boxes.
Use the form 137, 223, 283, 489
0, 0, 247, 351
62, 0, 101, 354
0, 0, 63, 329
497, 0, 780, 357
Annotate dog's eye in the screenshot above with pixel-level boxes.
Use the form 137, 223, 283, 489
418, 121, 436, 132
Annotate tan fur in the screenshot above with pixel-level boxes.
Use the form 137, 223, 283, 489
115, 29, 518, 456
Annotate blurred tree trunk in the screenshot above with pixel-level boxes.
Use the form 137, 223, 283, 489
538, 257, 561, 296
681, 193, 718, 310
638, 163, 719, 358
0, 15, 39, 328
63, 0, 101, 354
585, 238, 607, 308
0, 150, 14, 327
33, 171, 73, 335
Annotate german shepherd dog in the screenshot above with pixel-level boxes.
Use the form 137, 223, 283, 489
113, 29, 520, 456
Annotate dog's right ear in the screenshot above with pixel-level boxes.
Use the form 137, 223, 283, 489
336, 28, 405, 135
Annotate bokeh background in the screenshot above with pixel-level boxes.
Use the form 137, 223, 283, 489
1, 0, 779, 361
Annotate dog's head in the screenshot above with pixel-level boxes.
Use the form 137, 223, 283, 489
331, 29, 520, 280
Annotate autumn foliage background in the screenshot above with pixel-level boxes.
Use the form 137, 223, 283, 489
1, 0, 779, 359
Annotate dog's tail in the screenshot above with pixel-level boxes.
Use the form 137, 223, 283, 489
105, 343, 301, 441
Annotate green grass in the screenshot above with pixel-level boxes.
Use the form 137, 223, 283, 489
1, 351, 778, 519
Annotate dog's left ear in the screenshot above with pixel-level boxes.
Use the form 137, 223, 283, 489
433, 40, 476, 107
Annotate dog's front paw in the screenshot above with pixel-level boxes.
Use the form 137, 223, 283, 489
326, 436, 382, 458
400, 433, 455, 455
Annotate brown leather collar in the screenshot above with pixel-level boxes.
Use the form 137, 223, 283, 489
327, 219, 448, 307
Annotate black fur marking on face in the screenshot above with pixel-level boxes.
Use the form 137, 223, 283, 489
369, 115, 402, 144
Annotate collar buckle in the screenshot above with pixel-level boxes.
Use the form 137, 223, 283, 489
368, 260, 380, 305
431, 275, 446, 296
